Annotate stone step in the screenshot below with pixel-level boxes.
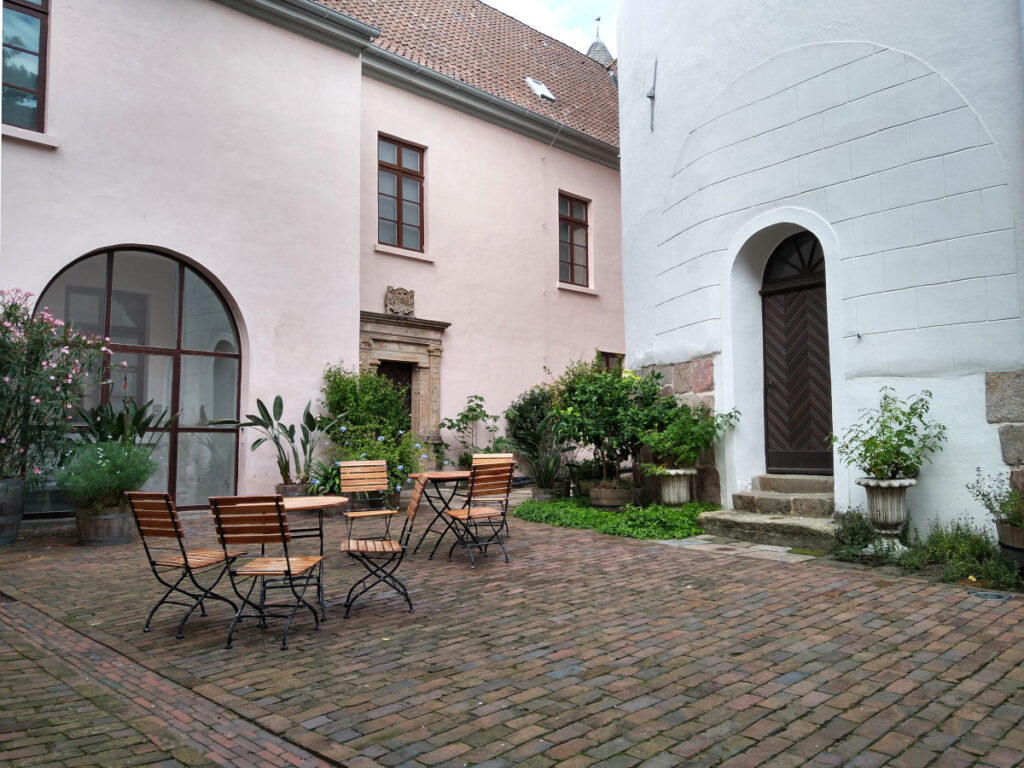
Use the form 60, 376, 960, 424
698, 509, 837, 551
753, 474, 834, 494
732, 489, 834, 517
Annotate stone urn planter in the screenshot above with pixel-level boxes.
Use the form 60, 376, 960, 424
589, 485, 635, 508
75, 506, 135, 546
996, 523, 1024, 571
0, 478, 25, 546
657, 468, 697, 505
856, 477, 916, 543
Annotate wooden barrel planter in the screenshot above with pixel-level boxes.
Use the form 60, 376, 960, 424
75, 507, 135, 546
0, 478, 25, 546
996, 522, 1024, 571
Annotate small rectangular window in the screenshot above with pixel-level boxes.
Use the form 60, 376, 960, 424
558, 193, 589, 287
378, 135, 424, 252
3, 0, 48, 132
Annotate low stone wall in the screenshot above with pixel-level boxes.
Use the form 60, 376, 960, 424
986, 371, 1024, 492
640, 355, 721, 504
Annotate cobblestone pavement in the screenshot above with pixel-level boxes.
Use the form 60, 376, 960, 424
3, 511, 1024, 767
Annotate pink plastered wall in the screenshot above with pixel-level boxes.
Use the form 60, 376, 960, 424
359, 77, 625, 439
0, 0, 364, 491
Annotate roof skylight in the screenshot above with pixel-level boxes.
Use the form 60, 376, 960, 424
525, 76, 555, 102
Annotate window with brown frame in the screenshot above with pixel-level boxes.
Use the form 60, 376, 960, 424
3, 0, 48, 132
600, 352, 623, 372
378, 136, 424, 251
558, 193, 589, 287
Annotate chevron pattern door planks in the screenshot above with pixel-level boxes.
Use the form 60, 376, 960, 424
762, 284, 834, 474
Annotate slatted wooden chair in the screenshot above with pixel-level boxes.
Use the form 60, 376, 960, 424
471, 452, 515, 466
341, 474, 426, 618
472, 453, 517, 536
126, 491, 241, 639
209, 495, 325, 650
337, 460, 400, 539
438, 462, 515, 568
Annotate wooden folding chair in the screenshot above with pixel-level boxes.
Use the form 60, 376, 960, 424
126, 492, 241, 639
337, 460, 401, 539
439, 462, 515, 568
209, 495, 325, 650
471, 452, 515, 465
341, 474, 426, 618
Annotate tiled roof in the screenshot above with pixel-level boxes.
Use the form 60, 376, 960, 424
317, 0, 619, 147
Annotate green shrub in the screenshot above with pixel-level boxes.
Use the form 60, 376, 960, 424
967, 469, 1024, 528
439, 394, 502, 463
317, 429, 425, 494
319, 364, 421, 491
832, 506, 880, 562
505, 385, 554, 446
321, 364, 410, 438
56, 443, 157, 513
513, 498, 712, 539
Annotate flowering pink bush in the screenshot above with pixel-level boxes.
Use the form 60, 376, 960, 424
0, 289, 104, 480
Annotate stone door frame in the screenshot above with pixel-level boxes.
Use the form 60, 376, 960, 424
359, 311, 450, 446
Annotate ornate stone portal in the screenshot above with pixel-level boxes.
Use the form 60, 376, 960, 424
359, 310, 449, 447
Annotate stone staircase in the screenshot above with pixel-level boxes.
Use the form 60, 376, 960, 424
698, 474, 837, 551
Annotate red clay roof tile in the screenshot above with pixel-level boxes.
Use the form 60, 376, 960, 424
317, 0, 618, 147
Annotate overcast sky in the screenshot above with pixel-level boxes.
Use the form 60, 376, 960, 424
484, 0, 618, 58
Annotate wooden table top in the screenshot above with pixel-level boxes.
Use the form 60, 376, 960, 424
280, 495, 348, 511
410, 470, 471, 481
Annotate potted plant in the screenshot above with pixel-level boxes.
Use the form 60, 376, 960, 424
0, 289, 102, 545
641, 403, 739, 505
552, 365, 672, 507
967, 469, 1024, 570
213, 396, 333, 496
509, 414, 570, 501
832, 387, 947, 545
56, 442, 157, 545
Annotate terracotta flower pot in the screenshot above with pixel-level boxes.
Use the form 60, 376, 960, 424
75, 506, 134, 546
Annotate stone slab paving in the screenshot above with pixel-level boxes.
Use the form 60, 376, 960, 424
3, 515, 1024, 767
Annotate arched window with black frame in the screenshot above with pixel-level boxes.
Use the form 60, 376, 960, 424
37, 248, 241, 508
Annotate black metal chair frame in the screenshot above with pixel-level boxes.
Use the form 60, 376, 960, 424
439, 463, 514, 568
127, 492, 239, 639
343, 475, 426, 618
210, 495, 323, 650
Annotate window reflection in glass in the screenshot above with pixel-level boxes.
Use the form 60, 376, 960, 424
180, 354, 237, 426
111, 251, 178, 348
175, 431, 235, 507
181, 269, 236, 352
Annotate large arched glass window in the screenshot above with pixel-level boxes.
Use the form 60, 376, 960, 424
37, 248, 241, 508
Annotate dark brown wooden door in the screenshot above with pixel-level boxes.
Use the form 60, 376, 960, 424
378, 360, 414, 417
761, 232, 833, 475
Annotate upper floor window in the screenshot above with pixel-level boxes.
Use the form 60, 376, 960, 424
378, 135, 424, 252
3, 0, 48, 132
559, 193, 588, 287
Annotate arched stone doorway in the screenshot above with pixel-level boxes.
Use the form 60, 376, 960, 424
760, 231, 833, 475
37, 248, 241, 507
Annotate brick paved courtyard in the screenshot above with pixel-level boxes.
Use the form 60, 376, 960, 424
3, 513, 1024, 767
